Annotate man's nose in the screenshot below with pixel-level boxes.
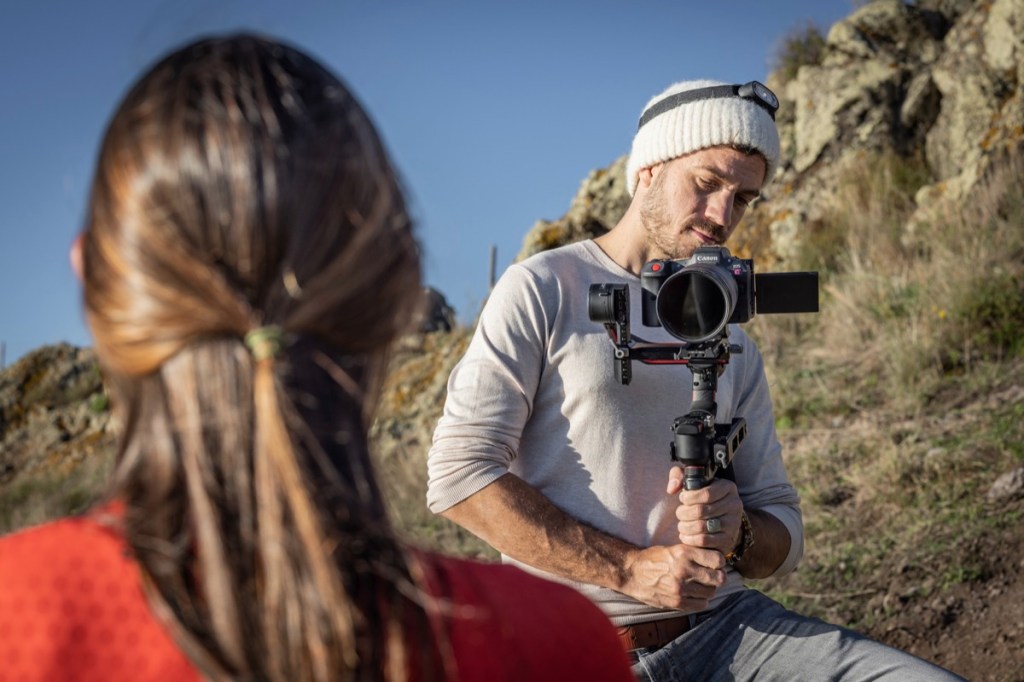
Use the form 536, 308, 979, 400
704, 192, 733, 229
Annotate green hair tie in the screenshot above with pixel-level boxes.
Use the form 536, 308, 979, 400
245, 325, 284, 361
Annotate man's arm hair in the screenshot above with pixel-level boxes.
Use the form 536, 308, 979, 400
441, 473, 727, 612
442, 473, 632, 587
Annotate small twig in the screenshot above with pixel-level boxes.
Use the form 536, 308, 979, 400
784, 589, 882, 600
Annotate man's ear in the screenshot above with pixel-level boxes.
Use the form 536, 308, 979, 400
635, 165, 659, 194
70, 233, 84, 283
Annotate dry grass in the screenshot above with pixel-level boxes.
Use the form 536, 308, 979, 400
0, 447, 114, 533
744, 152, 1024, 630
756, 153, 1024, 420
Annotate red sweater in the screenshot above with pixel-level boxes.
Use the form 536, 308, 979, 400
0, 511, 632, 681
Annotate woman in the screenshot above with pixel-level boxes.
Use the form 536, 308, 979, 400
0, 35, 632, 681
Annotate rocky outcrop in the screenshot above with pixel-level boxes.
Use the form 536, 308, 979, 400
912, 0, 1024, 227
0, 344, 113, 488
775, 0, 1022, 248
516, 0, 1022, 266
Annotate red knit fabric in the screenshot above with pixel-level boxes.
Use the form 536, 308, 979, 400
0, 511, 632, 681
0, 512, 198, 682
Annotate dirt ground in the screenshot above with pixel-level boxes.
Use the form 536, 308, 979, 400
869, 525, 1024, 681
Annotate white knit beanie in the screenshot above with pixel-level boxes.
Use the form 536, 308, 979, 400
625, 79, 781, 196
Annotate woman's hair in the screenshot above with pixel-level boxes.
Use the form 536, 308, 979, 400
81, 34, 443, 681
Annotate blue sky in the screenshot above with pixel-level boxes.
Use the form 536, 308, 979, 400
0, 0, 855, 366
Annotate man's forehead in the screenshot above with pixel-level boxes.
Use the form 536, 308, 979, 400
668, 146, 766, 186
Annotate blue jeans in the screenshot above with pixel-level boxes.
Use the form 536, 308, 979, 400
630, 591, 966, 681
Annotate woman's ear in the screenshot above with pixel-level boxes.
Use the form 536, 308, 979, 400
70, 233, 84, 283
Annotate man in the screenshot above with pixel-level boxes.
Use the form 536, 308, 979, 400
427, 79, 963, 680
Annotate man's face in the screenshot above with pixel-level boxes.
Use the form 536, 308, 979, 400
639, 146, 766, 261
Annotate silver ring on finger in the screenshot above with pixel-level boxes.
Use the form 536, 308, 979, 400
705, 517, 722, 534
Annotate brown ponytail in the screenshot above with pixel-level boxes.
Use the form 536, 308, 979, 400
82, 35, 444, 681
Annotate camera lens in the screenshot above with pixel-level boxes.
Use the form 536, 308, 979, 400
656, 265, 737, 342
588, 283, 623, 324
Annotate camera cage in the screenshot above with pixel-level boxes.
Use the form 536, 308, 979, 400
587, 280, 748, 489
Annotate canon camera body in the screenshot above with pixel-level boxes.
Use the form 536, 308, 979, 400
637, 246, 818, 344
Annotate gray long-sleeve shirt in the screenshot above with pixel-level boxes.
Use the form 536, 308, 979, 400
427, 239, 803, 624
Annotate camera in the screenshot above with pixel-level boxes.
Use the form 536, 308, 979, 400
587, 247, 819, 489
587, 246, 819, 383
639, 246, 818, 343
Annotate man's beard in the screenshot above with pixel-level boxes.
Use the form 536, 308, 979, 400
639, 175, 728, 261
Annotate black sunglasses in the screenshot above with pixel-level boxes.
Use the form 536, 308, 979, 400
638, 80, 779, 130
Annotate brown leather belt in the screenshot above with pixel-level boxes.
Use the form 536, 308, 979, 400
616, 615, 693, 652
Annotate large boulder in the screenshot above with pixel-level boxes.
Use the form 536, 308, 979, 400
910, 0, 1024, 228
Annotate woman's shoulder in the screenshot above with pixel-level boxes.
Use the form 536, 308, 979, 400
416, 551, 633, 681
0, 507, 199, 682
0, 507, 128, 577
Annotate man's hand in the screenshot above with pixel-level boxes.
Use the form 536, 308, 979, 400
621, 543, 726, 612
667, 466, 793, 579
668, 468, 744, 554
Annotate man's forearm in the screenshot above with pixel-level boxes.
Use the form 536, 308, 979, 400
440, 472, 637, 591
443, 473, 738, 611
731, 508, 791, 579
